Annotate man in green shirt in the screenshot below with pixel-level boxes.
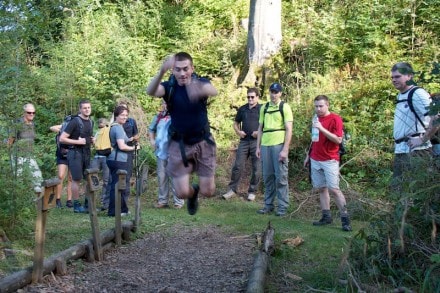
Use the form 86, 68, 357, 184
256, 83, 293, 217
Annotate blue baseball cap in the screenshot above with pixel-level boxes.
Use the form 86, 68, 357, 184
269, 83, 283, 93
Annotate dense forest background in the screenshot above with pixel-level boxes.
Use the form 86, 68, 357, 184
0, 0, 439, 290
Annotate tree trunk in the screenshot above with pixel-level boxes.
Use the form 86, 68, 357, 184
239, 0, 282, 87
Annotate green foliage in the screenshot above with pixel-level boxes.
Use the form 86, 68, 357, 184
1, 0, 440, 290
0, 147, 37, 239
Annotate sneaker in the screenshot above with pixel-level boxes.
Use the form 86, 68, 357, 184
73, 203, 88, 214
247, 193, 256, 201
121, 211, 131, 217
154, 203, 169, 209
275, 210, 287, 217
341, 216, 352, 232
256, 207, 273, 215
65, 200, 73, 208
312, 216, 333, 226
187, 184, 199, 215
56, 199, 62, 208
174, 204, 183, 209
222, 190, 236, 200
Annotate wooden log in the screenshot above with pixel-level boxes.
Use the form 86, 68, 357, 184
54, 258, 67, 275
122, 225, 131, 242
0, 221, 134, 293
246, 252, 269, 293
246, 222, 275, 293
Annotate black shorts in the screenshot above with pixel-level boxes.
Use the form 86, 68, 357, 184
67, 148, 91, 181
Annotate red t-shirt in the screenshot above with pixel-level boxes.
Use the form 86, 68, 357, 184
310, 113, 343, 161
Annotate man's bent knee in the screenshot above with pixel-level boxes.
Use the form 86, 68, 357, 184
200, 185, 215, 197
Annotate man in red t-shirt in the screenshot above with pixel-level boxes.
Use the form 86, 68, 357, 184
304, 95, 352, 232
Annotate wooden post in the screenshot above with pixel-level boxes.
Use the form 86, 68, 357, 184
134, 165, 148, 232
32, 178, 60, 283
85, 168, 103, 261
115, 169, 127, 246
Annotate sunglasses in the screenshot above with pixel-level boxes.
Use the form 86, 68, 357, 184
247, 96, 256, 99
26, 112, 35, 115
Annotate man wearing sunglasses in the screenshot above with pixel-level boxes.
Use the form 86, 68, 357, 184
8, 103, 42, 188
222, 87, 262, 201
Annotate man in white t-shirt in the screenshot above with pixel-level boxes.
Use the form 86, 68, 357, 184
391, 62, 432, 187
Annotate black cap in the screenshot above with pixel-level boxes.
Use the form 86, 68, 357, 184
269, 83, 283, 92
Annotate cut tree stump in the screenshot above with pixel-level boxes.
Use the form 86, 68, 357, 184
246, 222, 275, 293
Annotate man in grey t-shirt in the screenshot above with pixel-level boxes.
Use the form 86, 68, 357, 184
8, 103, 42, 188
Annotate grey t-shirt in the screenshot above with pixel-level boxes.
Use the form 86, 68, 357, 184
107, 123, 130, 162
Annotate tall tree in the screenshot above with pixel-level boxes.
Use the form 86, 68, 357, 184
238, 0, 282, 87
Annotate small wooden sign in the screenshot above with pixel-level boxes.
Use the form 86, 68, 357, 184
85, 168, 101, 192
116, 169, 127, 191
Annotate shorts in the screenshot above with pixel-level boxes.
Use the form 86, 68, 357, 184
310, 158, 340, 189
56, 153, 68, 165
167, 138, 216, 178
67, 148, 91, 181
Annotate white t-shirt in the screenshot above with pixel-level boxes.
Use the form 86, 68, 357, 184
393, 86, 431, 154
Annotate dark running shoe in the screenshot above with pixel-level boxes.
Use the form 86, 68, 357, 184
312, 216, 333, 226
65, 200, 73, 208
73, 202, 88, 214
187, 184, 199, 215
256, 207, 274, 215
56, 199, 62, 208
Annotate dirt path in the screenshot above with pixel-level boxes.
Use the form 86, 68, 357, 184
20, 225, 256, 293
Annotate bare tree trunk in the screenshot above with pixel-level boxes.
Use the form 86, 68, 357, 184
239, 0, 282, 87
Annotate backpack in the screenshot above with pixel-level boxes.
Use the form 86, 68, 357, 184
430, 94, 440, 145
339, 125, 349, 161
395, 86, 428, 131
94, 125, 111, 156
55, 115, 93, 158
55, 115, 76, 158
262, 101, 285, 133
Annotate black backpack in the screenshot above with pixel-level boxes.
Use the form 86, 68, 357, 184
55, 115, 93, 158
262, 101, 285, 133
55, 115, 77, 158
395, 86, 429, 131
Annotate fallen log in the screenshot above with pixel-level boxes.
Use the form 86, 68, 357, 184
246, 222, 275, 293
0, 221, 134, 293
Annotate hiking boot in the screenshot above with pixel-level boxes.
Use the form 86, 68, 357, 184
222, 190, 236, 200
256, 207, 273, 215
65, 200, 73, 208
73, 202, 88, 214
247, 193, 256, 201
313, 215, 333, 226
187, 184, 199, 215
56, 199, 62, 208
341, 216, 352, 232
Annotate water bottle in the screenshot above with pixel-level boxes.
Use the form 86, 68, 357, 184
311, 114, 319, 142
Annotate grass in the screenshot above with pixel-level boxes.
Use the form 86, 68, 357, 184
0, 151, 365, 292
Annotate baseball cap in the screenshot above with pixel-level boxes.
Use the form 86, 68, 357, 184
269, 83, 283, 93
